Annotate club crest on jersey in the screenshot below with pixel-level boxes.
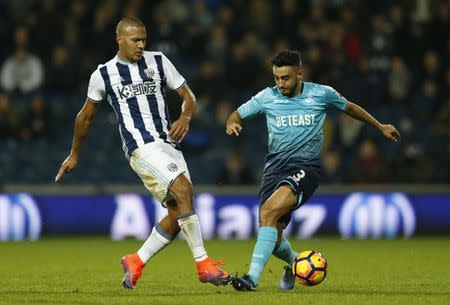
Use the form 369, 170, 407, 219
304, 97, 314, 104
144, 68, 155, 79
167, 163, 178, 172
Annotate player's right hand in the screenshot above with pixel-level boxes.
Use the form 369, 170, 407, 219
55, 155, 78, 182
379, 124, 401, 142
226, 123, 242, 136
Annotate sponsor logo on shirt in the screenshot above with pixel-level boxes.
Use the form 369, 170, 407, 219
275, 114, 316, 127
115, 80, 157, 99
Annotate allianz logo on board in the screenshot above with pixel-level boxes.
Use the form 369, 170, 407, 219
0, 194, 42, 241
338, 192, 416, 239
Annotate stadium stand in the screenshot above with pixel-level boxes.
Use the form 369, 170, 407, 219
0, 0, 448, 185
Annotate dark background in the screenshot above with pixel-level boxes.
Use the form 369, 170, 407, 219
0, 0, 448, 186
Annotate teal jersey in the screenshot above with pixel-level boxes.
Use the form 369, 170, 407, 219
238, 82, 348, 175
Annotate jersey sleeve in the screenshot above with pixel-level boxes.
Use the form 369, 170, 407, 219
162, 54, 186, 91
237, 89, 266, 119
87, 68, 106, 103
324, 85, 348, 111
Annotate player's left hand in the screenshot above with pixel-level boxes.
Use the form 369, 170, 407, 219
380, 124, 401, 142
169, 114, 190, 142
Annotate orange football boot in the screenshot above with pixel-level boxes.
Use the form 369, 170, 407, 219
196, 257, 232, 286
121, 253, 145, 289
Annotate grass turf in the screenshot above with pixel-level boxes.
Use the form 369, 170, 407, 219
0, 237, 449, 305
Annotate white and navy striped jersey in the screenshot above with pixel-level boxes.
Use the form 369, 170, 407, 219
87, 51, 185, 158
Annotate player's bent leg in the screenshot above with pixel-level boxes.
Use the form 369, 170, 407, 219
127, 144, 230, 287
233, 185, 297, 291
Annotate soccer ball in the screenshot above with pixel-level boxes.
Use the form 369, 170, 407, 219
292, 250, 327, 286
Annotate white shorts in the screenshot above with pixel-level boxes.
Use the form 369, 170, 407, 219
130, 141, 191, 204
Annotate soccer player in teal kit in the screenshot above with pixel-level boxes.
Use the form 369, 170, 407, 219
226, 50, 400, 291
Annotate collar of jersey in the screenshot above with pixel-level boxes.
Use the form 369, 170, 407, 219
115, 53, 136, 65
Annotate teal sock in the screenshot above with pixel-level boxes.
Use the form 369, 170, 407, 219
272, 237, 298, 267
247, 227, 278, 285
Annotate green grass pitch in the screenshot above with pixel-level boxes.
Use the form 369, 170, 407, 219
1, 237, 449, 305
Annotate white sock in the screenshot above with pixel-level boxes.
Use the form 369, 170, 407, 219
177, 211, 208, 262
137, 224, 172, 263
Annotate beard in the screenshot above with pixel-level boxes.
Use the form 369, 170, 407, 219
281, 80, 299, 97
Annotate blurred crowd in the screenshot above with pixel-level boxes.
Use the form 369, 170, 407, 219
0, 0, 449, 185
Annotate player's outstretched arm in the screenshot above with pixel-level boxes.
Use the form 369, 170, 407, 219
169, 84, 196, 143
344, 101, 400, 142
55, 99, 99, 182
226, 111, 243, 136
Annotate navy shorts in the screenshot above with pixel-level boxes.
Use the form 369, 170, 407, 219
259, 165, 321, 228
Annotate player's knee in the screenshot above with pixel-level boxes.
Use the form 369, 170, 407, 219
259, 205, 280, 226
169, 174, 193, 206
166, 199, 177, 208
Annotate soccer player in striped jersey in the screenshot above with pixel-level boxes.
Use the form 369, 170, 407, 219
55, 17, 231, 289
226, 50, 400, 291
